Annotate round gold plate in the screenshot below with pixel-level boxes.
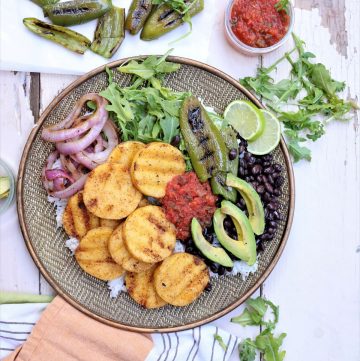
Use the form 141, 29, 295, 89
17, 56, 295, 333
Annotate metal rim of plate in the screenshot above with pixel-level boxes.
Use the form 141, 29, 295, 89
17, 56, 295, 333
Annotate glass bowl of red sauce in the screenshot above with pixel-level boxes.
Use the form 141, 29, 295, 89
225, 0, 294, 55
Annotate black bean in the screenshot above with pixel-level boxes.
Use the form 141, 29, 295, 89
251, 164, 263, 175
210, 263, 219, 273
273, 211, 281, 220
256, 243, 264, 252
274, 164, 282, 172
205, 283, 212, 292
239, 159, 246, 168
269, 220, 277, 228
267, 202, 279, 211
263, 161, 271, 167
229, 148, 237, 160
275, 176, 285, 187
248, 157, 256, 165
263, 192, 271, 202
238, 167, 245, 177
245, 176, 251, 182
264, 166, 274, 174
251, 181, 259, 189
255, 158, 262, 164
256, 185, 265, 194
264, 182, 274, 194
238, 198, 246, 207
260, 233, 270, 241
239, 145, 246, 153
273, 189, 281, 197
244, 152, 252, 161
244, 169, 249, 176
268, 227, 275, 234
264, 154, 273, 161
272, 172, 281, 179
256, 175, 263, 182
267, 174, 274, 184
225, 266, 233, 272
218, 266, 226, 276
170, 135, 181, 147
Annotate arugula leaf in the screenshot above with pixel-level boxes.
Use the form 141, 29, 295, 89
255, 330, 286, 361
238, 338, 257, 361
240, 33, 357, 162
275, 0, 289, 12
214, 334, 228, 351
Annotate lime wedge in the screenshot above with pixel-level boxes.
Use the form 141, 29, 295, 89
224, 100, 264, 141
247, 110, 281, 155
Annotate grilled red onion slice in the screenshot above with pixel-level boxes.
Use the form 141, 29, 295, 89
41, 94, 106, 142
60, 154, 82, 181
45, 169, 75, 183
49, 174, 88, 199
42, 150, 59, 192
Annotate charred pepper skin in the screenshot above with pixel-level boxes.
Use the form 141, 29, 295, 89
91, 7, 125, 59
210, 127, 239, 202
125, 0, 153, 35
180, 96, 228, 183
140, 0, 204, 40
43, 0, 113, 26
23, 18, 91, 54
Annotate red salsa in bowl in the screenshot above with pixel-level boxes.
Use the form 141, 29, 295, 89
225, 0, 293, 55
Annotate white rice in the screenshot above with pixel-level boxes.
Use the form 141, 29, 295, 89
108, 276, 127, 298
65, 237, 79, 255
174, 240, 186, 253
47, 195, 68, 229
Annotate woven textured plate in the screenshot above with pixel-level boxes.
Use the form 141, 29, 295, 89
17, 56, 294, 332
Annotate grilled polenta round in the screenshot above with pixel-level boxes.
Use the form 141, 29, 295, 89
108, 141, 145, 169
125, 266, 167, 309
75, 227, 124, 281
62, 191, 100, 239
154, 253, 209, 306
108, 224, 153, 273
100, 218, 121, 230
123, 205, 176, 263
130, 142, 186, 198
83, 162, 142, 219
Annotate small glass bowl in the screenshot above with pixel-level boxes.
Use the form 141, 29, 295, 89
224, 0, 295, 56
0, 158, 15, 215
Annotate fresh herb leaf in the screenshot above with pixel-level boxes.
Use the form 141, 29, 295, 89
214, 334, 228, 351
275, 0, 289, 12
238, 338, 257, 361
240, 33, 358, 162
255, 330, 286, 361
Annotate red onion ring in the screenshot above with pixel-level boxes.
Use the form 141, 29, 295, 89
45, 169, 75, 183
60, 154, 82, 181
41, 94, 106, 142
49, 174, 88, 199
42, 151, 59, 192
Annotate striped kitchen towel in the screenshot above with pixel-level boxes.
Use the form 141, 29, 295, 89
0, 296, 239, 361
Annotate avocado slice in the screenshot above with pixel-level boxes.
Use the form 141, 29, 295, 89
213, 201, 257, 266
226, 173, 265, 235
191, 218, 233, 267
0, 177, 10, 199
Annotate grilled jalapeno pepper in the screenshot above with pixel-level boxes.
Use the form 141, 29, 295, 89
140, 0, 204, 40
31, 0, 60, 7
91, 7, 125, 58
210, 127, 239, 202
44, 0, 112, 26
23, 18, 91, 54
180, 96, 228, 182
125, 0, 153, 35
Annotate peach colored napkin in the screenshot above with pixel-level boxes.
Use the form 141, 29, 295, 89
3, 296, 153, 361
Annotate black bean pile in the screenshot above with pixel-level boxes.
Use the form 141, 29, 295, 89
183, 137, 285, 280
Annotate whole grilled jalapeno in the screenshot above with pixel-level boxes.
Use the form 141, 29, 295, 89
44, 0, 112, 26
210, 127, 239, 202
140, 0, 204, 40
91, 7, 125, 58
31, 0, 60, 7
180, 96, 228, 183
125, 0, 153, 35
23, 18, 91, 54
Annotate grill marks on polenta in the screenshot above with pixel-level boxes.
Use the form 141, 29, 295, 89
75, 227, 124, 281
154, 253, 209, 306
123, 206, 176, 264
131, 142, 186, 198
125, 266, 167, 309
63, 191, 100, 239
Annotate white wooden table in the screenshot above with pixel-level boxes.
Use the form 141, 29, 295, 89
1, 2, 359, 360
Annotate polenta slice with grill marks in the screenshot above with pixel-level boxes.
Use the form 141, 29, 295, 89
108, 141, 146, 169
130, 142, 186, 198
75, 227, 124, 281
62, 191, 100, 239
100, 218, 121, 230
125, 266, 167, 309
83, 162, 142, 220
123, 205, 176, 263
108, 224, 153, 273
154, 253, 209, 306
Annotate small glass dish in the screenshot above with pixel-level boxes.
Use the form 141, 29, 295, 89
224, 0, 295, 56
0, 158, 15, 215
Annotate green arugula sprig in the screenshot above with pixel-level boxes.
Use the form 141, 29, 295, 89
214, 334, 228, 351
275, 0, 290, 12
231, 297, 286, 361
99, 51, 190, 145
240, 33, 358, 162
